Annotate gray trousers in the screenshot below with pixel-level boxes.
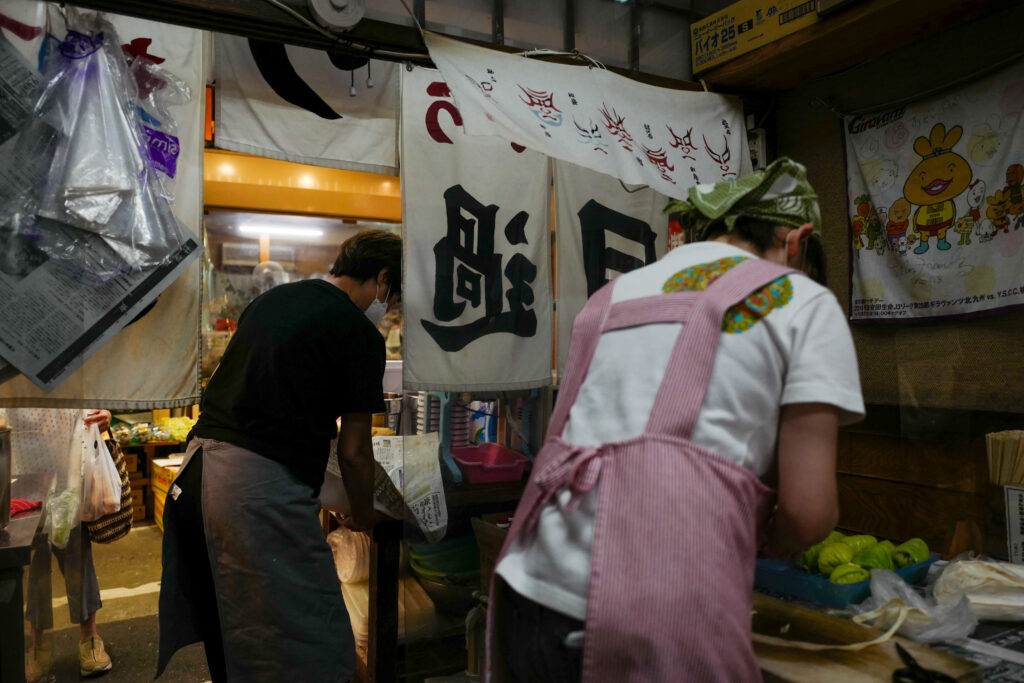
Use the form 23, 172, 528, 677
25, 524, 102, 630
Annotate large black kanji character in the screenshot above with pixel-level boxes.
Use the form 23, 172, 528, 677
577, 199, 657, 296
422, 185, 537, 351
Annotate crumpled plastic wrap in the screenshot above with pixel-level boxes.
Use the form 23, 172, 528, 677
327, 526, 371, 584
851, 569, 977, 643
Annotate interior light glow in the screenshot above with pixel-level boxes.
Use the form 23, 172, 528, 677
238, 225, 324, 237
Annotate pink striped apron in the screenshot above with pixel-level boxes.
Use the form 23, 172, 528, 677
487, 258, 797, 682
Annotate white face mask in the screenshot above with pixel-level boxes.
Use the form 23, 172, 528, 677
364, 284, 389, 326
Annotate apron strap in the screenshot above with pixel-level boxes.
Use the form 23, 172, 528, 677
602, 291, 701, 332
549, 281, 616, 437
646, 258, 798, 438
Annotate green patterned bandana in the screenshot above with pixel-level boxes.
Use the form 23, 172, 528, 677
664, 157, 821, 241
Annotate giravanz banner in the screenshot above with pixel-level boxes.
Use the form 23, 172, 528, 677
846, 59, 1024, 321
554, 160, 670, 377
402, 66, 552, 392
424, 32, 751, 201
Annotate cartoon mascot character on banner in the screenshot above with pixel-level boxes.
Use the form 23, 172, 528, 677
903, 123, 973, 255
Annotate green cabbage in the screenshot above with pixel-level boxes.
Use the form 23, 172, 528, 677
853, 544, 894, 571
800, 541, 826, 572
843, 534, 878, 553
829, 563, 871, 584
878, 540, 897, 556
817, 542, 854, 575
825, 531, 846, 545
894, 538, 930, 568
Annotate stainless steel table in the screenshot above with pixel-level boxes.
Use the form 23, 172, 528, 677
0, 473, 53, 683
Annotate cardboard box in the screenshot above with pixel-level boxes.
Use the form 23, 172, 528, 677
471, 512, 514, 593
154, 490, 166, 533
132, 505, 146, 522
123, 452, 138, 473
151, 455, 184, 494
691, 0, 818, 73
130, 487, 144, 508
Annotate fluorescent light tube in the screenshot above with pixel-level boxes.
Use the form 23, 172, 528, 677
238, 225, 324, 237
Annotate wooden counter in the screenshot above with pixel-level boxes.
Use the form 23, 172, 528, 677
753, 593, 981, 682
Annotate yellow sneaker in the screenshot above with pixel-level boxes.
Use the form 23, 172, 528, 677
79, 636, 113, 677
25, 644, 52, 683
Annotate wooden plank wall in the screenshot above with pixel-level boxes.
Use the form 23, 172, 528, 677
835, 406, 1021, 556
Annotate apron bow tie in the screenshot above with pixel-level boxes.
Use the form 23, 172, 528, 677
524, 444, 604, 535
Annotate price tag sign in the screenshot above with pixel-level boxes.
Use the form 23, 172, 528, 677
1006, 485, 1024, 564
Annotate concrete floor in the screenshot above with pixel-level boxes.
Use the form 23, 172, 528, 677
24, 523, 211, 683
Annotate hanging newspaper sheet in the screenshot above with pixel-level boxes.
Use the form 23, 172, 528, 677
554, 160, 671, 377
215, 33, 398, 175
0, 6, 203, 404
846, 59, 1024, 321
402, 66, 552, 391
424, 31, 751, 201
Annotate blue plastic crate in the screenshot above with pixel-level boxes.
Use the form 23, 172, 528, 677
754, 553, 940, 608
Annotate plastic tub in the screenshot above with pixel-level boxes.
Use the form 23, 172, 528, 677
451, 443, 529, 484
407, 536, 480, 576
754, 553, 940, 608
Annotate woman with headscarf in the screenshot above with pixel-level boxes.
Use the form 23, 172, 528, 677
487, 158, 865, 681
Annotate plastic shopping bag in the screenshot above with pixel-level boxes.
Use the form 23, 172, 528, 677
851, 569, 977, 643
46, 415, 86, 549
0, 11, 189, 279
80, 423, 121, 521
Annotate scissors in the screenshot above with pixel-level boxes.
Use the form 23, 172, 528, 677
892, 642, 957, 683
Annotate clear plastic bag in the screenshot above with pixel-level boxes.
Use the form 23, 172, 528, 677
932, 557, 1024, 621
4, 13, 188, 277
45, 415, 87, 549
851, 569, 977, 643
80, 423, 121, 522
127, 55, 191, 201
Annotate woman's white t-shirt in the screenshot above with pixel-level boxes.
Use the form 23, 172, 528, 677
496, 241, 865, 620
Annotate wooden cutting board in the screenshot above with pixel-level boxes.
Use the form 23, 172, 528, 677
752, 593, 982, 682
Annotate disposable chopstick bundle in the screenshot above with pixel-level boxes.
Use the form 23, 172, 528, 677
987, 430, 1024, 485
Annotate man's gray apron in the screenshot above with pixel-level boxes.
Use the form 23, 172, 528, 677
157, 437, 355, 682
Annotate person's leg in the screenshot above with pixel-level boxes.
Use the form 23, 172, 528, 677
170, 447, 228, 683
24, 533, 54, 680
499, 582, 583, 683
54, 524, 110, 675
201, 441, 355, 683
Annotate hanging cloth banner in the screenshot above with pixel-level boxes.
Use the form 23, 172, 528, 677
846, 58, 1024, 321
554, 160, 670, 377
402, 65, 552, 392
214, 33, 398, 175
423, 31, 751, 201
0, 5, 204, 408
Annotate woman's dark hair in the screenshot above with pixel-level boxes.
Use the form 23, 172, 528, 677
702, 216, 778, 252
329, 228, 402, 297
703, 217, 827, 284
802, 234, 827, 285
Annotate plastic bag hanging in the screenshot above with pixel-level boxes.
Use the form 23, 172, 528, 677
80, 423, 121, 521
27, 15, 188, 273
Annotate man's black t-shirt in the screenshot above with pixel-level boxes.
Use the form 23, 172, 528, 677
193, 279, 385, 489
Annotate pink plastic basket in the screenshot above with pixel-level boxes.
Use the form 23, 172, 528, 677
450, 443, 529, 484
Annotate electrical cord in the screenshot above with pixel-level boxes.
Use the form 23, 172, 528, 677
257, 0, 431, 61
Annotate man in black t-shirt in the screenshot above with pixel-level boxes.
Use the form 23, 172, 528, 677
157, 229, 401, 683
